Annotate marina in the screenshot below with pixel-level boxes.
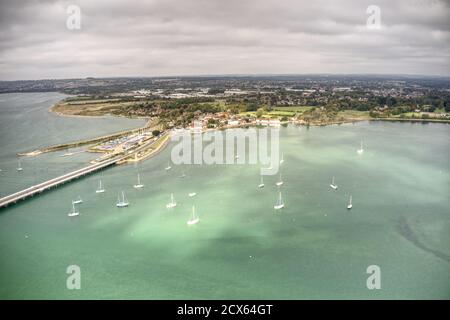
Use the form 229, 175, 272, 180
0, 93, 449, 300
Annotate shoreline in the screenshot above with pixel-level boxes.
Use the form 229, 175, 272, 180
49, 102, 151, 122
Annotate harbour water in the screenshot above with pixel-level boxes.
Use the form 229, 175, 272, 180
0, 93, 449, 299
0, 93, 145, 195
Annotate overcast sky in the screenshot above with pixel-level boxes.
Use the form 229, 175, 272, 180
0, 0, 449, 80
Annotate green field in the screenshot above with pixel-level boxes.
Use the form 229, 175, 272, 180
336, 110, 370, 118
273, 106, 313, 112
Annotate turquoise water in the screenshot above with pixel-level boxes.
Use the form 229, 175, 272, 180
0, 94, 449, 299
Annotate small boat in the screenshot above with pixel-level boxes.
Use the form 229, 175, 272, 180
187, 205, 200, 225
179, 172, 186, 178
357, 140, 364, 155
276, 172, 283, 186
17, 160, 23, 172
280, 153, 284, 164
166, 193, 177, 208
330, 176, 338, 190
274, 191, 285, 210
68, 201, 79, 217
72, 196, 83, 204
133, 173, 144, 189
165, 162, 172, 171
116, 191, 129, 207
188, 192, 197, 197
96, 180, 105, 193
61, 152, 75, 157
347, 195, 353, 210
258, 176, 265, 188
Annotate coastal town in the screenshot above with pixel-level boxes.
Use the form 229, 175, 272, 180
13, 75, 447, 165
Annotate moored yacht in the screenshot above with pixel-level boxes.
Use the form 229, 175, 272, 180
116, 191, 129, 207
133, 173, 144, 189
274, 191, 285, 210
68, 201, 79, 217
347, 195, 353, 210
187, 205, 200, 225
166, 193, 177, 208
96, 180, 105, 193
330, 176, 338, 190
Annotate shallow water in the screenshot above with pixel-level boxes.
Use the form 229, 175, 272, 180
0, 94, 448, 299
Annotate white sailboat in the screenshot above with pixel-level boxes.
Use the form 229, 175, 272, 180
165, 162, 172, 171
258, 176, 265, 188
133, 173, 144, 189
61, 148, 75, 157
73, 196, 83, 204
347, 195, 353, 210
96, 180, 105, 193
187, 205, 200, 225
17, 159, 23, 171
166, 193, 177, 208
188, 192, 197, 197
68, 201, 79, 217
280, 153, 284, 164
274, 191, 285, 210
357, 140, 364, 155
116, 191, 129, 207
330, 176, 338, 190
276, 172, 283, 186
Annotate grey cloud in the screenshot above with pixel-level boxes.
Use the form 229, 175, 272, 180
0, 0, 449, 80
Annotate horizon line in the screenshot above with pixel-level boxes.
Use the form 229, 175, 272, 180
2, 72, 450, 83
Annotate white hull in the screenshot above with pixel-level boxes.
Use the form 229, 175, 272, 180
17, 168, 23, 171
166, 203, 177, 208
73, 200, 82, 204
165, 166, 172, 170
276, 181, 283, 186
133, 184, 144, 189
187, 218, 200, 225
68, 212, 79, 217
96, 189, 105, 193
330, 184, 338, 190
258, 184, 265, 188
61, 152, 75, 157
116, 202, 129, 208
274, 204, 284, 210
188, 192, 197, 197
357, 149, 364, 155
347, 204, 353, 210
